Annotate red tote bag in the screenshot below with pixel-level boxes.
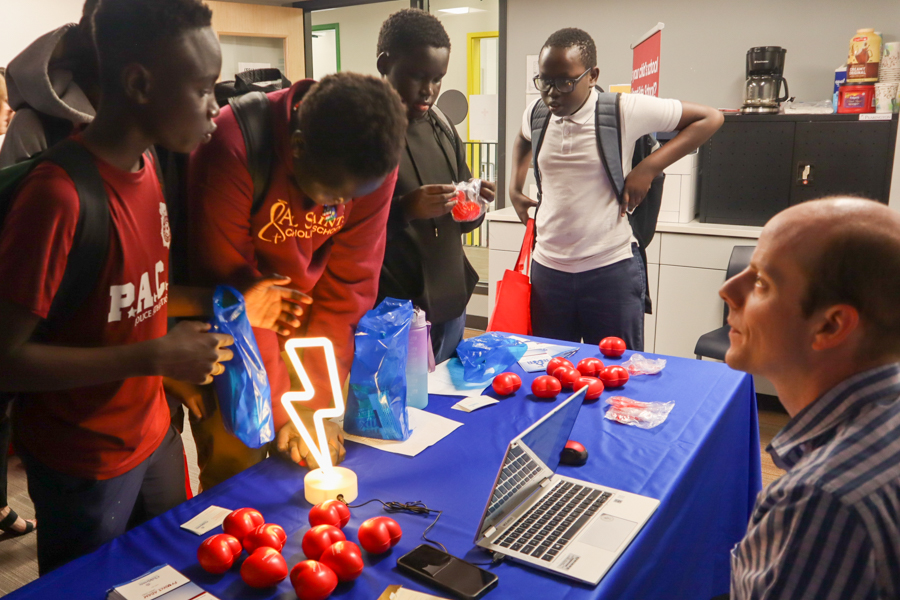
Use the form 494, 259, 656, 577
487, 218, 534, 335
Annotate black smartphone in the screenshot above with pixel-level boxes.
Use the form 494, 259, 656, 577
397, 544, 499, 600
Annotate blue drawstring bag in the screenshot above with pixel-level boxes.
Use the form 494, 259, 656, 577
456, 332, 528, 383
211, 286, 274, 449
345, 298, 414, 441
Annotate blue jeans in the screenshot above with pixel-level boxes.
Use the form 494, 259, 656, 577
20, 425, 186, 575
530, 244, 645, 350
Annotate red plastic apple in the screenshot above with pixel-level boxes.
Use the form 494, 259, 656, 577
290, 560, 338, 600
599, 337, 627, 358
531, 375, 562, 399
575, 376, 604, 401
223, 507, 265, 542
357, 516, 403, 554
240, 546, 288, 588
492, 372, 522, 396
576, 357, 605, 377
197, 533, 242, 575
243, 522, 287, 554
546, 357, 574, 375
552, 366, 582, 390
318, 540, 364, 582
598, 365, 629, 388
308, 499, 351, 529
302, 524, 346, 561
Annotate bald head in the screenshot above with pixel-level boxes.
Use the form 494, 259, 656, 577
769, 197, 900, 359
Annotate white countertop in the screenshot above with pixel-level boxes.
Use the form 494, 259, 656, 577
485, 206, 763, 239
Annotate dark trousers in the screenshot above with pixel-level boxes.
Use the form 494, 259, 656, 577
0, 401, 9, 505
530, 244, 646, 350
21, 424, 187, 575
431, 311, 467, 365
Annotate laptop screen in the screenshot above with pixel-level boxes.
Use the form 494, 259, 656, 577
519, 390, 584, 473
475, 389, 586, 540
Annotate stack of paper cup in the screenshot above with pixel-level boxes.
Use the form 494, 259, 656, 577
879, 43, 900, 112
875, 82, 898, 112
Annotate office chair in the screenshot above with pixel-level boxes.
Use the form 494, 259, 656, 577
693, 246, 755, 361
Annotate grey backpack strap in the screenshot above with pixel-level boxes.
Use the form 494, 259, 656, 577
529, 100, 551, 201
594, 91, 625, 203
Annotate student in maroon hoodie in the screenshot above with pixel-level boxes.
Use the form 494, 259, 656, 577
188, 73, 407, 488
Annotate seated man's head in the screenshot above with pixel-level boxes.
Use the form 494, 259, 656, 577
92, 0, 221, 153
291, 72, 407, 206
376, 8, 451, 122
536, 28, 599, 117
720, 198, 900, 396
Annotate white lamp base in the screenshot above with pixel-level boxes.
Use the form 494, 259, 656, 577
304, 466, 358, 504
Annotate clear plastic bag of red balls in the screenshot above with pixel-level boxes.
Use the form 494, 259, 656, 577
450, 179, 489, 222
604, 396, 674, 429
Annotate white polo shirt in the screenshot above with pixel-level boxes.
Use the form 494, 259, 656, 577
521, 89, 682, 273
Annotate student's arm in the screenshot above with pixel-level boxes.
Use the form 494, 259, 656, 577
0, 164, 232, 392
167, 281, 310, 336
0, 301, 233, 391
622, 101, 723, 215
509, 132, 538, 225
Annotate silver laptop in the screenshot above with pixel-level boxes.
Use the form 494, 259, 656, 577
474, 388, 659, 585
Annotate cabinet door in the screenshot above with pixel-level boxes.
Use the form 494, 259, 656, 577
699, 121, 795, 226
790, 121, 894, 205
654, 265, 727, 359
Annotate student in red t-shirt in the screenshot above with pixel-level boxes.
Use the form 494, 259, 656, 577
187, 73, 408, 489
0, 0, 305, 574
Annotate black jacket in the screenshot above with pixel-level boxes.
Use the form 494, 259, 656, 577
377, 110, 483, 325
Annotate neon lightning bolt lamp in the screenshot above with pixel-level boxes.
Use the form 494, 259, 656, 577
282, 337, 358, 504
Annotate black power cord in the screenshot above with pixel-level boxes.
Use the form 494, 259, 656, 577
337, 495, 503, 567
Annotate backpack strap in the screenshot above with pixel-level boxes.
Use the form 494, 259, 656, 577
39, 139, 110, 331
228, 91, 274, 216
529, 100, 551, 201
594, 91, 626, 203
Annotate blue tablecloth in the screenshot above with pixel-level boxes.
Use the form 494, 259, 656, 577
9, 342, 761, 600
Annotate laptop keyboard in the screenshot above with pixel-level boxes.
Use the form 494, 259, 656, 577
486, 445, 542, 517
493, 481, 612, 562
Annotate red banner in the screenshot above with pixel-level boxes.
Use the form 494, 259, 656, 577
631, 30, 661, 96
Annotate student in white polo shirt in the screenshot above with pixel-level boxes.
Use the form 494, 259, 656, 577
510, 28, 722, 349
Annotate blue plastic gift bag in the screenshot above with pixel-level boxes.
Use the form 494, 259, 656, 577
211, 285, 274, 449
456, 332, 528, 383
345, 298, 414, 441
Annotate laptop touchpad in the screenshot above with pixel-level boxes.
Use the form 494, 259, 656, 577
581, 514, 637, 553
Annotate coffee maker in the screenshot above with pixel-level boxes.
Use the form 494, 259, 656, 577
741, 46, 790, 114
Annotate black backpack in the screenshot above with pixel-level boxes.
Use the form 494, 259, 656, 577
530, 88, 665, 313
0, 139, 111, 337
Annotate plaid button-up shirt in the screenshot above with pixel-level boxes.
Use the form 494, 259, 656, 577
731, 363, 900, 599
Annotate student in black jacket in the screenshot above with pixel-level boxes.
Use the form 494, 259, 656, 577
376, 9, 495, 363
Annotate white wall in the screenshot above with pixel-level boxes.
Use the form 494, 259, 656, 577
505, 0, 900, 201
312, 1, 499, 142
1, 0, 84, 68
311, 1, 408, 78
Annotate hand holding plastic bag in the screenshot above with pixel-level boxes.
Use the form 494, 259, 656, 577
345, 298, 414, 441
604, 396, 674, 429
211, 286, 274, 448
622, 354, 667, 375
456, 332, 527, 383
451, 179, 489, 222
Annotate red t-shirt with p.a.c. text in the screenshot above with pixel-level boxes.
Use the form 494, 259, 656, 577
0, 142, 171, 480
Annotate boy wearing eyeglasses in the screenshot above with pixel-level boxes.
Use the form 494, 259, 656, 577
509, 28, 722, 349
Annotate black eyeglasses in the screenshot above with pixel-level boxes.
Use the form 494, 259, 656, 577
533, 69, 591, 94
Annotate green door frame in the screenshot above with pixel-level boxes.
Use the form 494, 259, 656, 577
311, 23, 341, 73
